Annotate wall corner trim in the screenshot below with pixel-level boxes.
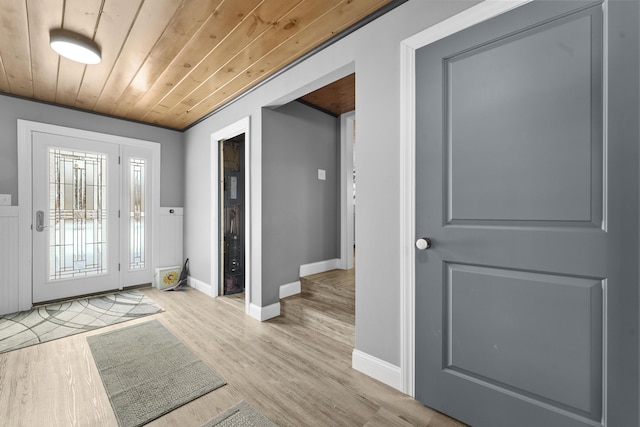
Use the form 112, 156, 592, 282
249, 302, 281, 321
352, 349, 403, 392
280, 281, 301, 299
299, 258, 342, 277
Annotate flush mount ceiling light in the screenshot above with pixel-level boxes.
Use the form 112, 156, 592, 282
49, 29, 101, 64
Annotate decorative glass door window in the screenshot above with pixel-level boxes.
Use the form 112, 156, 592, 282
49, 149, 108, 280
129, 158, 145, 270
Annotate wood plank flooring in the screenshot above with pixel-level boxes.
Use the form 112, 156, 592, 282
0, 284, 466, 427
281, 268, 355, 348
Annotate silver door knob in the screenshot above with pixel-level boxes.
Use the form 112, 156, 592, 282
415, 237, 431, 250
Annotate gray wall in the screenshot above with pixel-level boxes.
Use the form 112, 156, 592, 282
262, 102, 340, 306
0, 94, 184, 206
183, 0, 479, 367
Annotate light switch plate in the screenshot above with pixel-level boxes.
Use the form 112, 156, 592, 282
318, 169, 326, 181
0, 194, 11, 206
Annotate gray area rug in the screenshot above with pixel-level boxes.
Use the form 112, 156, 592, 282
201, 401, 279, 427
0, 289, 163, 353
88, 319, 226, 427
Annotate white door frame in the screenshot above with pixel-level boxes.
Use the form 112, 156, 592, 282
340, 111, 356, 270
17, 119, 161, 309
398, 0, 532, 397
210, 116, 252, 316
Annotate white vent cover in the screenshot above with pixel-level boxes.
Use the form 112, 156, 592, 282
155, 266, 182, 290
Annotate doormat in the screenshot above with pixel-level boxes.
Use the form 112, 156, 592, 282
201, 401, 279, 427
0, 289, 163, 353
88, 320, 226, 427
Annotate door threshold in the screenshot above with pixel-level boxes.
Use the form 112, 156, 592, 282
33, 283, 152, 308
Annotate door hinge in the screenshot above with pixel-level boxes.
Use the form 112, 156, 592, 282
118, 156, 121, 165
118, 210, 120, 218
118, 263, 121, 271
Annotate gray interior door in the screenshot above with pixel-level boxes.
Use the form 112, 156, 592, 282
415, 1, 639, 426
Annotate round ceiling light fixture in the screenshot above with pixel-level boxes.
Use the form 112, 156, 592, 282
49, 29, 101, 64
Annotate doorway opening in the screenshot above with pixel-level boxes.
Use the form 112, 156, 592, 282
272, 74, 356, 343
219, 134, 245, 297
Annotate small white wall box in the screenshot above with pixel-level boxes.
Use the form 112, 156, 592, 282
0, 194, 11, 206
155, 266, 182, 290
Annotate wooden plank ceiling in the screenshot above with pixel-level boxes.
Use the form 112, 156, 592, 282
0, 0, 395, 130
299, 73, 355, 116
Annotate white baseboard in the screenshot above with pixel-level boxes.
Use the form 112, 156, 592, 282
188, 276, 213, 297
299, 258, 341, 277
352, 349, 402, 392
279, 281, 301, 299
249, 302, 280, 321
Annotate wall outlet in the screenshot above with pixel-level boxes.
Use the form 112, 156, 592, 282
318, 169, 326, 181
0, 194, 11, 206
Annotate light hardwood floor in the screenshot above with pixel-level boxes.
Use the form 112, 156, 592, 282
281, 268, 355, 348
0, 284, 466, 427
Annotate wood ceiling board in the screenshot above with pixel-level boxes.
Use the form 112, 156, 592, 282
75, 0, 144, 109
110, 0, 226, 118
54, 58, 85, 106
124, 0, 264, 122
138, 0, 282, 124
164, 0, 357, 128
0, 0, 399, 130
0, 0, 33, 97
92, 0, 182, 115
115, 2, 229, 120
300, 73, 355, 115
170, 0, 385, 129
54, 0, 103, 106
26, 0, 64, 102
0, 56, 10, 93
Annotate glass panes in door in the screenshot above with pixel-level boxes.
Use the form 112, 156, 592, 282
129, 158, 145, 270
48, 149, 108, 280
32, 130, 153, 303
120, 146, 153, 287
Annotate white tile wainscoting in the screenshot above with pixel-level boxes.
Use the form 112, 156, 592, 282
0, 206, 19, 315
158, 207, 184, 268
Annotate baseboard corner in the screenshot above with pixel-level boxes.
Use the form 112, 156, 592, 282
352, 349, 402, 392
279, 281, 301, 299
188, 276, 214, 297
249, 302, 281, 321
299, 258, 342, 277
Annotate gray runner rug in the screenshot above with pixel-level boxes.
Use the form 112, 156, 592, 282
201, 401, 279, 427
88, 320, 226, 427
0, 289, 163, 353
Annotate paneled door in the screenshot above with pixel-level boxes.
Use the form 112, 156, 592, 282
415, 1, 638, 426
32, 132, 120, 303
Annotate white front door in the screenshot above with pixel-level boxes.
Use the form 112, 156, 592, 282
32, 132, 120, 302
32, 133, 155, 303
